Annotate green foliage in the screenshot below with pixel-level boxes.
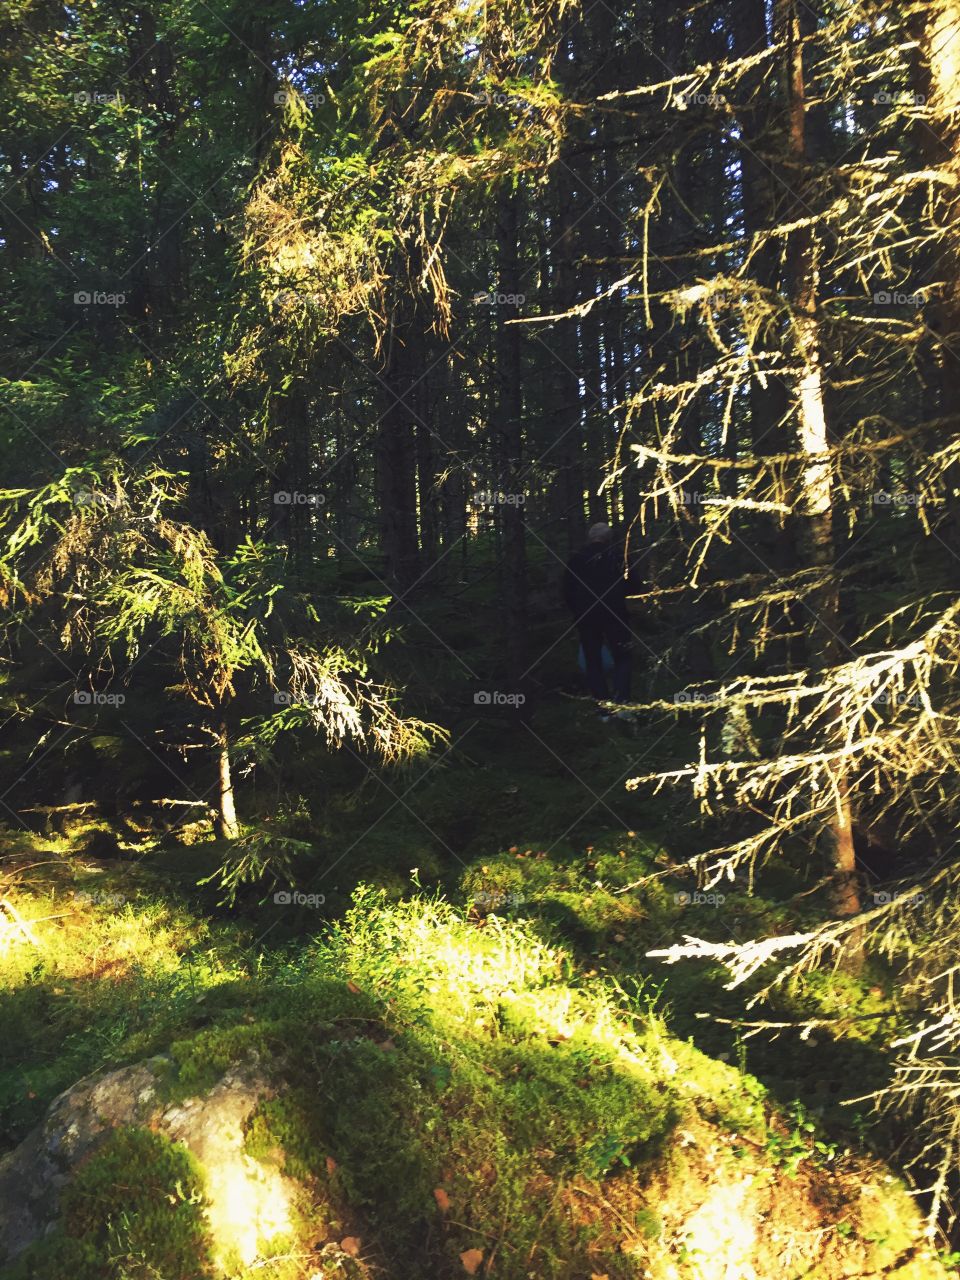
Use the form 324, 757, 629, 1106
197, 829, 314, 905
764, 1101, 838, 1178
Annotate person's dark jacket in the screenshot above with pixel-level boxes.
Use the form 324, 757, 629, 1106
562, 543, 629, 622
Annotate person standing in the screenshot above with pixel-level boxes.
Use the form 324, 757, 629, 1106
562, 523, 632, 715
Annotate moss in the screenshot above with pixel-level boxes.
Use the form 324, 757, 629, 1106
857, 1176, 928, 1272
669, 1039, 767, 1136
2, 1128, 213, 1280
0, 1235, 104, 1280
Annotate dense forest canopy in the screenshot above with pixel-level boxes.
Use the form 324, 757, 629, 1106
4, 0, 960, 1276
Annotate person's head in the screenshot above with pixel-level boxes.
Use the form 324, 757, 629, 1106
587, 522, 613, 546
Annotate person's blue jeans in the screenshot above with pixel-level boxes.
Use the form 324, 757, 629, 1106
578, 610, 631, 702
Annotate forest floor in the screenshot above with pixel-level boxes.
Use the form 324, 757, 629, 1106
0, 566, 956, 1279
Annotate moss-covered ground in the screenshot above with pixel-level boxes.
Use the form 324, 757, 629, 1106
0, 553, 953, 1277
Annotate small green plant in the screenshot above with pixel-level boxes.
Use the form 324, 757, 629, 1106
765, 1101, 837, 1177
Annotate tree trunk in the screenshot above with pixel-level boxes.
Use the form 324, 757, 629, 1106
496, 184, 528, 679
376, 254, 423, 589
216, 719, 239, 840
777, 0, 859, 915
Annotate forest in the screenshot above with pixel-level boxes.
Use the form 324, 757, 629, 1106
2, 0, 960, 1276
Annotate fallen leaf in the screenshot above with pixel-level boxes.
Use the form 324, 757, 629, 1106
340, 1236, 361, 1257
460, 1248, 484, 1275
433, 1186, 451, 1212
346, 980, 361, 995
325, 1156, 337, 1176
